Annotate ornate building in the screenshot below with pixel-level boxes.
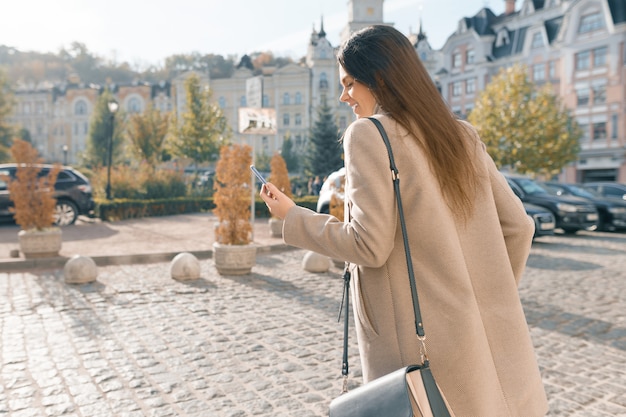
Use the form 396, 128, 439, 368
7, 0, 626, 182
437, 0, 626, 182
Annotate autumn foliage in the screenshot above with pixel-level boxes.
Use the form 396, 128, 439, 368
213, 144, 253, 245
6, 139, 60, 231
268, 153, 292, 197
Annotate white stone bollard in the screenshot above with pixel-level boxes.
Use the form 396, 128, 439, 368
302, 250, 331, 273
170, 252, 201, 281
64, 255, 98, 284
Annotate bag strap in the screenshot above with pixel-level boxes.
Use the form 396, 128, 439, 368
338, 117, 431, 391
367, 117, 426, 341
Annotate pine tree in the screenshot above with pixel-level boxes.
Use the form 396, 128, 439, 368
82, 89, 125, 168
306, 99, 343, 177
0, 69, 14, 163
280, 134, 299, 172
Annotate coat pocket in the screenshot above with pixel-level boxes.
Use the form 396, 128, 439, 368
351, 266, 379, 339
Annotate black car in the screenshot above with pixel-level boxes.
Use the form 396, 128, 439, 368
0, 163, 95, 226
504, 174, 598, 234
542, 182, 626, 232
524, 202, 555, 238
582, 182, 626, 201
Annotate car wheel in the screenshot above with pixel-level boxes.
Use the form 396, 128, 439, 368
54, 200, 78, 226
561, 227, 579, 234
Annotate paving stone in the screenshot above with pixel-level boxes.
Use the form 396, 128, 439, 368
1, 232, 626, 416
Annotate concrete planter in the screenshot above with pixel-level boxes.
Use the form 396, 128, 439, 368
269, 218, 283, 237
18, 228, 62, 259
212, 242, 256, 275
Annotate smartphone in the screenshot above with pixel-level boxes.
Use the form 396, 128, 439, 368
250, 165, 267, 185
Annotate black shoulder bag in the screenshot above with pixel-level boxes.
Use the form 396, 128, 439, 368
329, 118, 453, 417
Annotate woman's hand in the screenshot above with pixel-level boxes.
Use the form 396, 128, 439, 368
260, 182, 296, 220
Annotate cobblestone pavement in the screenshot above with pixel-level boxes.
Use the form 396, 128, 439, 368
1, 231, 625, 417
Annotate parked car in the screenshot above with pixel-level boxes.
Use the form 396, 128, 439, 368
504, 174, 598, 234
0, 163, 95, 226
582, 182, 626, 201
316, 168, 556, 238
524, 202, 556, 238
316, 167, 345, 214
541, 182, 626, 232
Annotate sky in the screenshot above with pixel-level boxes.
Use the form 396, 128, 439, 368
1, 0, 503, 70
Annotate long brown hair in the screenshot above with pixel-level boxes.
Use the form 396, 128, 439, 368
337, 25, 480, 220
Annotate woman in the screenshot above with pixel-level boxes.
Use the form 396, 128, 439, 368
261, 25, 548, 416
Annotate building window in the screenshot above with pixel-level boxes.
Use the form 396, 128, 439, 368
531, 32, 544, 48
74, 100, 87, 115
452, 52, 462, 68
283, 93, 290, 105
533, 64, 545, 81
452, 81, 462, 96
593, 46, 607, 67
262, 95, 269, 107
240, 96, 246, 107
548, 61, 556, 79
592, 122, 606, 140
295, 113, 302, 126
575, 51, 590, 71
593, 84, 606, 104
611, 114, 618, 139
578, 123, 589, 142
295, 92, 302, 104
466, 78, 475, 94
495, 29, 510, 47
83, 122, 88, 134
466, 50, 475, 64
578, 12, 604, 34
35, 102, 44, 114
283, 113, 290, 126
319, 73, 329, 89
128, 97, 141, 113
218, 97, 226, 108
576, 88, 590, 106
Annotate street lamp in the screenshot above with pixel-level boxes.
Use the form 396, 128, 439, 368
106, 100, 119, 200
62, 144, 68, 165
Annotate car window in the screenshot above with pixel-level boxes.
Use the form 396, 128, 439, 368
57, 171, 73, 182
604, 186, 625, 198
516, 178, 548, 195
566, 185, 595, 199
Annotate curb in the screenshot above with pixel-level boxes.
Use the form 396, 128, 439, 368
0, 243, 295, 273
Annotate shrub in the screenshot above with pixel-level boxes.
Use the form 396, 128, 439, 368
213, 144, 253, 245
6, 139, 61, 231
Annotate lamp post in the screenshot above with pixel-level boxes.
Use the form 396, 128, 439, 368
106, 100, 119, 200
62, 144, 68, 165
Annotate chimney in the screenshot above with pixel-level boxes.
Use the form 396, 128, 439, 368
505, 0, 516, 15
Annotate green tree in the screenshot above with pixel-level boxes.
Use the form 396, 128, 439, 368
306, 99, 343, 177
126, 103, 170, 169
168, 73, 231, 170
82, 89, 126, 168
280, 134, 299, 172
0, 69, 14, 162
468, 64, 581, 177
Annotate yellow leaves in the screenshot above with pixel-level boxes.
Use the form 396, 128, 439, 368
213, 144, 253, 245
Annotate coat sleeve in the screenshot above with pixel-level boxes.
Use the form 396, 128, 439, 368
486, 152, 534, 285
283, 118, 397, 267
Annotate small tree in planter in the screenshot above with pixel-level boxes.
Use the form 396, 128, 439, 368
6, 139, 62, 258
267, 153, 292, 237
212, 143, 255, 274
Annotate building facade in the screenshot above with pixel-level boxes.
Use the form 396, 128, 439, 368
437, 0, 626, 182
7, 0, 626, 181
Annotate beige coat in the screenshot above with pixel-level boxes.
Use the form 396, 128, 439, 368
283, 115, 548, 417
